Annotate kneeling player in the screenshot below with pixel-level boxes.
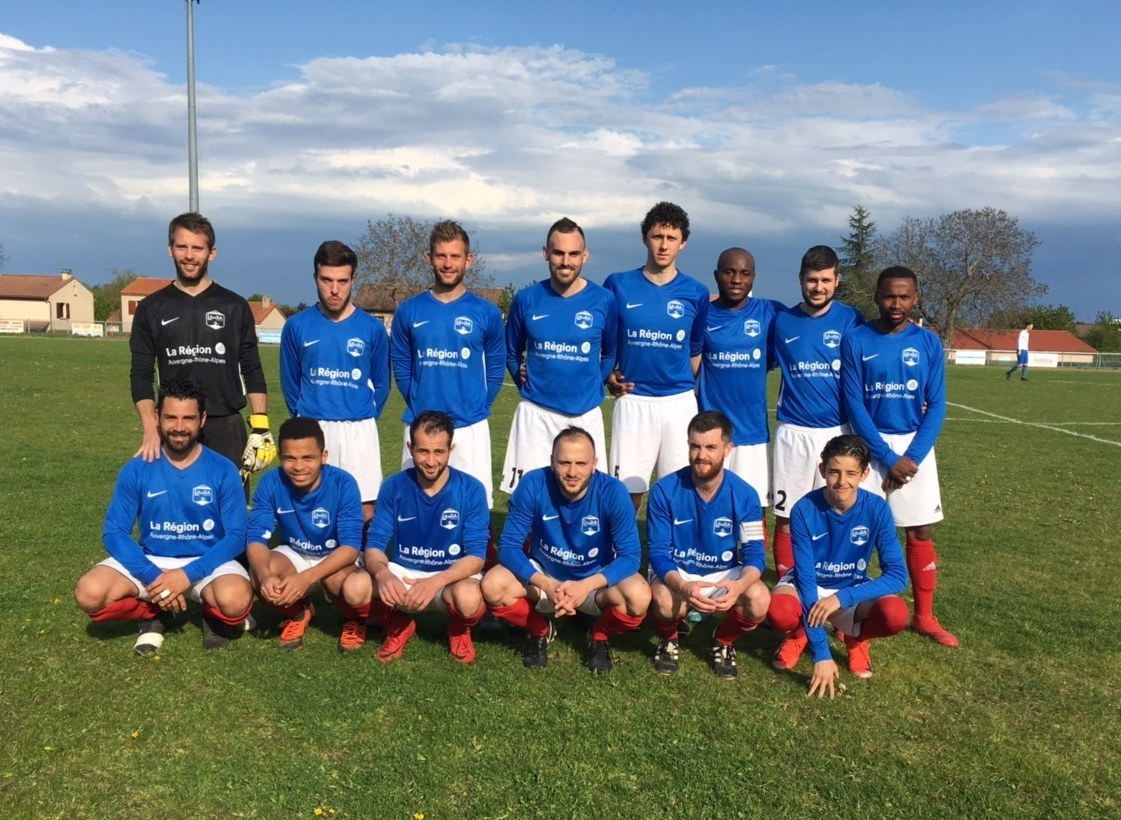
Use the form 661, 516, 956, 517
647, 411, 770, 678
74, 380, 252, 654
246, 417, 371, 652
482, 427, 650, 674
768, 435, 909, 697
364, 411, 489, 663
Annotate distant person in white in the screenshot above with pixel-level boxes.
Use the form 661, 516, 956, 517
1005, 322, 1033, 381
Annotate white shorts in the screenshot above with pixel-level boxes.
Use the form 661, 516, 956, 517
772, 423, 848, 518
383, 561, 483, 613
610, 390, 697, 494
272, 544, 359, 575
320, 418, 382, 503
403, 418, 493, 509
725, 443, 771, 508
528, 559, 602, 617
774, 575, 861, 637
499, 399, 607, 494
651, 566, 743, 600
98, 554, 249, 603
859, 432, 944, 527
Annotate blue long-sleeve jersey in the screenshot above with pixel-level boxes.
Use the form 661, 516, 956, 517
646, 467, 766, 580
773, 301, 863, 428
790, 488, 908, 662
247, 464, 363, 558
102, 446, 248, 586
499, 468, 640, 588
505, 280, 618, 416
603, 268, 709, 397
366, 468, 489, 572
698, 298, 783, 446
279, 305, 390, 421
840, 321, 946, 469
390, 290, 505, 426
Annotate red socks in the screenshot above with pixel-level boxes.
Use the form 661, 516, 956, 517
448, 604, 485, 634
773, 528, 794, 580
906, 536, 938, 619
492, 598, 550, 638
268, 597, 310, 618
652, 616, 681, 641
339, 602, 372, 622
767, 593, 802, 634
203, 603, 252, 626
88, 597, 160, 622
714, 607, 762, 646
857, 596, 909, 640
590, 605, 643, 641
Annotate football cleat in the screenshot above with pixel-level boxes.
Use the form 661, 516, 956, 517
910, 615, 959, 647
844, 634, 874, 679
772, 630, 808, 671
278, 604, 314, 651
653, 638, 680, 675
337, 619, 367, 653
521, 621, 556, 669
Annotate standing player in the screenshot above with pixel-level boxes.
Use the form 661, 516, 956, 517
74, 380, 252, 654
604, 201, 710, 511
646, 411, 770, 678
364, 411, 489, 663
501, 217, 617, 494
771, 246, 863, 580
841, 267, 958, 647
390, 221, 505, 508
768, 435, 910, 697
280, 240, 391, 529
130, 213, 271, 485
1005, 322, 1033, 381
482, 428, 650, 674
697, 247, 783, 507
245, 417, 372, 652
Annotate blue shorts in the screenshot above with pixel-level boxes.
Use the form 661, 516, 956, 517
1016, 351, 1028, 365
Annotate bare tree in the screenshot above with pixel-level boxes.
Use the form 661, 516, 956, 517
875, 207, 1043, 344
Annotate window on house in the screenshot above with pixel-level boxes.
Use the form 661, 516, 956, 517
56, 302, 70, 320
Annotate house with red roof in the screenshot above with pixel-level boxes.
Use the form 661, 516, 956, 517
950, 328, 1097, 367
120, 277, 285, 338
0, 271, 94, 333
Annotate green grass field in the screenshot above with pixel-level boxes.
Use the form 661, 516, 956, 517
2, 336, 1120, 818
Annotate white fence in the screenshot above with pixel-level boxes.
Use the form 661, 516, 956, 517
947, 349, 1121, 369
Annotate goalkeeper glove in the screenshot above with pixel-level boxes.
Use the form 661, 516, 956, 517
240, 414, 277, 479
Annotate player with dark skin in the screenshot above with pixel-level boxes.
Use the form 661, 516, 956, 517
713, 248, 755, 310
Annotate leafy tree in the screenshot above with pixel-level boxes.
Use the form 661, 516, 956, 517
875, 207, 1043, 344
277, 302, 308, 317
497, 282, 518, 318
90, 268, 143, 321
0, 240, 6, 270
838, 204, 878, 318
1082, 311, 1121, 352
990, 303, 1078, 333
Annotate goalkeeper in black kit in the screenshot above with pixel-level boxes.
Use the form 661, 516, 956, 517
130, 213, 275, 491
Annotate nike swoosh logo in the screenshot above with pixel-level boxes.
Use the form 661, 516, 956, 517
811, 532, 826, 541
862, 354, 879, 361
542, 514, 560, 521
412, 321, 429, 328
673, 518, 693, 526
625, 302, 643, 309
784, 336, 800, 344
531, 314, 549, 321
303, 340, 319, 347
146, 490, 167, 498
277, 508, 295, 514
706, 326, 723, 332
397, 515, 417, 522
160, 318, 179, 326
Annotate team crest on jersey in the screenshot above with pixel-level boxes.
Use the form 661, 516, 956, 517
574, 311, 593, 330
205, 310, 225, 330
454, 317, 473, 335
581, 515, 600, 536
902, 347, 920, 367
312, 508, 330, 528
850, 526, 869, 547
743, 319, 761, 338
440, 508, 460, 530
191, 485, 213, 506
712, 517, 733, 538
823, 330, 841, 349
666, 300, 685, 320
346, 338, 365, 357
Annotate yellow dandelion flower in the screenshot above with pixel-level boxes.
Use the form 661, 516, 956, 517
314, 809, 324, 817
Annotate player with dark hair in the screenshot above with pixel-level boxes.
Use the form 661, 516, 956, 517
364, 411, 490, 663
604, 201, 709, 512
130, 213, 271, 490
771, 245, 863, 579
245, 417, 371, 652
390, 220, 505, 508
280, 240, 391, 530
482, 427, 650, 674
840, 266, 957, 647
1005, 322, 1033, 380
646, 411, 770, 678
74, 379, 252, 654
501, 217, 617, 493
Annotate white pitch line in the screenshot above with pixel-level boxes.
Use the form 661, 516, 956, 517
946, 417, 1121, 426
947, 402, 1121, 447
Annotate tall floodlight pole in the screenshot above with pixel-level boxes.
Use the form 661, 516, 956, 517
186, 0, 200, 212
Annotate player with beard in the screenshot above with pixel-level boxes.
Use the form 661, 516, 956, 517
390, 221, 505, 508
770, 246, 863, 581
74, 380, 252, 654
840, 267, 957, 648
646, 411, 770, 678
280, 241, 390, 530
129, 213, 269, 490
482, 428, 649, 674
500, 217, 617, 494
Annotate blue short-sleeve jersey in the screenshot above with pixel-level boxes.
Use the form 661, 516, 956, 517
773, 301, 863, 428
247, 464, 364, 558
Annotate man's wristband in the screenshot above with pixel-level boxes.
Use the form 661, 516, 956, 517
248, 414, 270, 432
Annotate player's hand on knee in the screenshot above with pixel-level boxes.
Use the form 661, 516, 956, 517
807, 594, 841, 627
403, 576, 441, 611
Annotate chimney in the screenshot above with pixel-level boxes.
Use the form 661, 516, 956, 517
262, 294, 271, 308
60, 268, 73, 281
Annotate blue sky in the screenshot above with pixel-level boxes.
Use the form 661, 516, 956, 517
1, 1, 1118, 320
